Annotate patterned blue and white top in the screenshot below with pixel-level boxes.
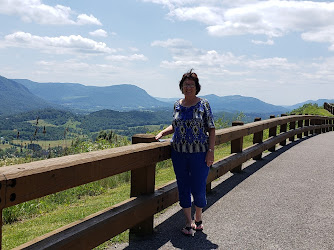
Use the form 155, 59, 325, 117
171, 98, 215, 153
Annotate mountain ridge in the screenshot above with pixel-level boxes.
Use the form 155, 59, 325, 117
0, 75, 331, 116
13, 78, 289, 114
0, 75, 53, 115
13, 79, 169, 112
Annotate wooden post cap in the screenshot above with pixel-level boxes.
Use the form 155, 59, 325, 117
232, 121, 244, 126
132, 134, 156, 144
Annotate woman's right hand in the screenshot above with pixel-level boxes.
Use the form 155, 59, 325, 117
155, 132, 163, 141
155, 125, 174, 141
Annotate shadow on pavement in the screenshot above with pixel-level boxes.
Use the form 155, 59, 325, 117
122, 136, 309, 250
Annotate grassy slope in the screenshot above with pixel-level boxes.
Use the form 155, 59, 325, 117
3, 104, 332, 249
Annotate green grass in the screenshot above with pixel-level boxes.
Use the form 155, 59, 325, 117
27, 119, 57, 127
10, 139, 69, 149
290, 103, 334, 117
0, 144, 11, 150
3, 184, 131, 249
0, 120, 322, 249
2, 133, 256, 249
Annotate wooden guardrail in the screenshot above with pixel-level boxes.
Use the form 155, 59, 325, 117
324, 102, 334, 115
1, 114, 333, 249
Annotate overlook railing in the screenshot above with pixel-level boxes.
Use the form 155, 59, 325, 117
0, 114, 333, 249
324, 102, 334, 115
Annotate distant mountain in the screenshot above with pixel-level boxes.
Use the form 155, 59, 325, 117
155, 97, 180, 103
201, 94, 289, 114
285, 99, 334, 110
7, 77, 328, 116
13, 79, 169, 112
157, 94, 289, 114
0, 75, 52, 115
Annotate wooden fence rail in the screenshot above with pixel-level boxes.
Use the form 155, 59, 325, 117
1, 114, 333, 249
324, 102, 334, 115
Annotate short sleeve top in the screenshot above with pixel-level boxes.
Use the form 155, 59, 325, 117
171, 98, 215, 153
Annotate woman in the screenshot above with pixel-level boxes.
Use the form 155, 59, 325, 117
155, 69, 215, 236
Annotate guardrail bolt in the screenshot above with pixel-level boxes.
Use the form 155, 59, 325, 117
8, 179, 16, 188
10, 193, 16, 202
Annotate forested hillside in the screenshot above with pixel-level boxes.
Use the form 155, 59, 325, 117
0, 76, 52, 115
14, 79, 170, 112
0, 108, 172, 141
82, 109, 172, 132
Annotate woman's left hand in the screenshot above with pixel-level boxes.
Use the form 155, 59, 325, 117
205, 150, 214, 167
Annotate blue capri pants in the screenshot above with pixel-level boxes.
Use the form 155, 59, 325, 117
171, 149, 210, 208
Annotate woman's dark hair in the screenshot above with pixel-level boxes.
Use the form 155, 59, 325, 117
179, 69, 201, 95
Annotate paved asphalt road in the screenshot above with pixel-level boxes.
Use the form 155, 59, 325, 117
111, 132, 334, 250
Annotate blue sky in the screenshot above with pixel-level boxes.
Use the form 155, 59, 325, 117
1, 0, 334, 105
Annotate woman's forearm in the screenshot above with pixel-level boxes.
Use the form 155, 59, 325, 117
155, 125, 174, 140
208, 128, 216, 150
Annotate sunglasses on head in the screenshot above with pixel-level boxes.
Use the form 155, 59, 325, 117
183, 72, 197, 78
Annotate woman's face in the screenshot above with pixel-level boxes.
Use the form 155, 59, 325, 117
182, 79, 196, 97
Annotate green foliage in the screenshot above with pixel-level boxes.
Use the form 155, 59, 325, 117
0, 108, 172, 142
81, 109, 171, 133
2, 136, 131, 225
215, 111, 246, 129
289, 103, 334, 116
2, 102, 333, 248
0, 76, 51, 115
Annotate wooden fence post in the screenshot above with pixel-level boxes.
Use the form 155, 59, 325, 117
231, 121, 244, 173
0, 208, 2, 250
0, 178, 5, 250
316, 119, 322, 134
289, 114, 296, 142
268, 115, 277, 152
280, 114, 287, 146
322, 119, 326, 133
297, 117, 303, 139
310, 118, 314, 135
304, 114, 309, 137
130, 134, 157, 237
253, 117, 263, 160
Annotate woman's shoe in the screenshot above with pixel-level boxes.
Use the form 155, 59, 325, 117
192, 220, 203, 231
181, 226, 195, 236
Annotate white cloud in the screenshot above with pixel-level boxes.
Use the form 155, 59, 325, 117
1, 32, 115, 54
76, 14, 102, 26
251, 39, 274, 45
169, 6, 223, 25
0, 0, 101, 25
246, 57, 297, 70
129, 47, 139, 52
32, 59, 122, 83
144, 0, 334, 49
152, 38, 298, 80
301, 26, 334, 51
206, 1, 334, 37
37, 59, 119, 72
151, 38, 192, 48
105, 54, 148, 62
89, 29, 108, 37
